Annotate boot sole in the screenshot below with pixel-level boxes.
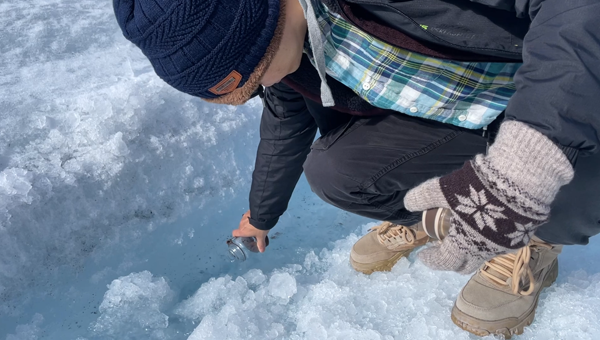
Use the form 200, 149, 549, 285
349, 249, 414, 275
451, 260, 559, 339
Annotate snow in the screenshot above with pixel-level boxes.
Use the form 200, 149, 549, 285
1, 0, 600, 339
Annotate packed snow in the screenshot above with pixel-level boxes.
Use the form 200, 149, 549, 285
1, 0, 600, 339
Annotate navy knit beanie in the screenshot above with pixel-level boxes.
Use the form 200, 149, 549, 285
113, 0, 282, 104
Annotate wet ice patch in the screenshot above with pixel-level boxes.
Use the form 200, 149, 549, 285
5, 314, 43, 340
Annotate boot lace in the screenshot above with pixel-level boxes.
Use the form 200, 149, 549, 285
480, 240, 553, 296
370, 222, 416, 247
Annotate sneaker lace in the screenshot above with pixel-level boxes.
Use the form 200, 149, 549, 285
370, 222, 416, 247
480, 240, 553, 296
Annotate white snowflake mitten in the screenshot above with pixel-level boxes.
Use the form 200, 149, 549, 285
404, 121, 575, 274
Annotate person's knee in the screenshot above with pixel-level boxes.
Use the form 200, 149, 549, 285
304, 150, 336, 201
304, 149, 357, 208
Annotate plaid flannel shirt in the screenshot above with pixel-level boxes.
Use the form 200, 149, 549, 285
305, 1, 522, 129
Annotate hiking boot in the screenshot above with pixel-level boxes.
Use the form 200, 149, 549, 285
451, 237, 562, 338
350, 221, 430, 274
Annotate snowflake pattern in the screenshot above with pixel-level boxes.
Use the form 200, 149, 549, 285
454, 185, 507, 231
506, 222, 537, 246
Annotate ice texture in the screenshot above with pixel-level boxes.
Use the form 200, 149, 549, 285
169, 231, 600, 340
2, 0, 600, 339
92, 271, 173, 339
0, 0, 261, 316
5, 314, 43, 340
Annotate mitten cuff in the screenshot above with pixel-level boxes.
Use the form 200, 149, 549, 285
476, 121, 574, 205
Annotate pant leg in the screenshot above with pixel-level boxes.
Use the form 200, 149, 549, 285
534, 153, 600, 245
304, 97, 352, 136
303, 113, 487, 225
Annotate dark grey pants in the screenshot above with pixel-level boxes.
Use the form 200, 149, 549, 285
303, 113, 600, 246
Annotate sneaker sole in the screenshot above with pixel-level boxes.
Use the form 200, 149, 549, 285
450, 260, 559, 339
349, 248, 414, 275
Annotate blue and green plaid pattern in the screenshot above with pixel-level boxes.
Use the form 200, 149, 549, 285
306, 1, 522, 129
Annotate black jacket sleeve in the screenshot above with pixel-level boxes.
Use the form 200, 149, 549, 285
506, 0, 600, 156
248, 82, 318, 230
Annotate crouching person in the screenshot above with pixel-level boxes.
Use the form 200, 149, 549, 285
113, 0, 600, 337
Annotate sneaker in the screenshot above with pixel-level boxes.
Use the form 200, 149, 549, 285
350, 221, 430, 274
451, 237, 562, 338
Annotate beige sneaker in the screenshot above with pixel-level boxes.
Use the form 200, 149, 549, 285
451, 237, 562, 338
350, 221, 430, 274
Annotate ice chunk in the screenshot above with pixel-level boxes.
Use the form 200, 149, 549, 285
174, 275, 250, 322
242, 268, 267, 287
0, 168, 33, 205
92, 271, 173, 339
267, 272, 297, 301
107, 132, 129, 157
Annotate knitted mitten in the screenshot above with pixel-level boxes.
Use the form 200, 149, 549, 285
404, 121, 574, 274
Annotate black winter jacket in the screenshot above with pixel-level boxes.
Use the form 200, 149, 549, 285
248, 0, 600, 230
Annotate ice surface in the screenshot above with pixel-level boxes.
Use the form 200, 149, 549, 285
166, 231, 600, 340
2, 0, 600, 339
92, 271, 173, 339
0, 0, 262, 316
5, 314, 43, 340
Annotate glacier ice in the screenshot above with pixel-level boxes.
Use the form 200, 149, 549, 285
2, 0, 600, 339
92, 271, 173, 338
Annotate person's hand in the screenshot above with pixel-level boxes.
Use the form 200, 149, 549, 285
232, 210, 270, 253
404, 121, 574, 274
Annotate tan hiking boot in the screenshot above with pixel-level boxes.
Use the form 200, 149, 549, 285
350, 221, 430, 274
451, 237, 562, 338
